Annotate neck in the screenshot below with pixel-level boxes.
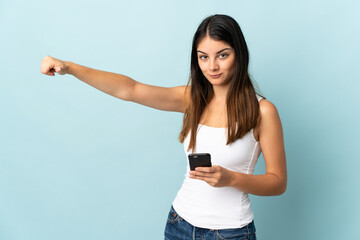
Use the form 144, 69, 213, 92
211, 84, 230, 104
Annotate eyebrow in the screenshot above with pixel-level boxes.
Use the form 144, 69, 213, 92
197, 48, 232, 55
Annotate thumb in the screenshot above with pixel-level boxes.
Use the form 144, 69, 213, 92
54, 66, 62, 72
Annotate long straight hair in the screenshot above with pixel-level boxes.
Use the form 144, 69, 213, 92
179, 14, 264, 152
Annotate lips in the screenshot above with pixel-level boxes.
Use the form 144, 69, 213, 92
209, 73, 222, 79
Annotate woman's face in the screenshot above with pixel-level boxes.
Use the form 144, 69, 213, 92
197, 35, 236, 87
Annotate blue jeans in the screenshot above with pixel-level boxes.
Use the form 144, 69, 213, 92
164, 205, 257, 240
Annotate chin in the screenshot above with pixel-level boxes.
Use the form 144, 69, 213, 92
208, 78, 229, 86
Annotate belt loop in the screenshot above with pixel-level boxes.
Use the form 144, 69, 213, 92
247, 223, 250, 236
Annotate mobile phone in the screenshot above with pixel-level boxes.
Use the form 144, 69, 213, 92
188, 153, 212, 171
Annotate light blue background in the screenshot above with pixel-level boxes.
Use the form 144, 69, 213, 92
1, 0, 359, 239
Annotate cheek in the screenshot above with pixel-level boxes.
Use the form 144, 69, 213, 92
224, 60, 235, 73
198, 62, 207, 73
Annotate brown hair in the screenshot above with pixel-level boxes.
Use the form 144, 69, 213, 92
178, 14, 265, 152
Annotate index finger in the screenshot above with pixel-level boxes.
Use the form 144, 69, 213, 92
40, 59, 54, 76
195, 166, 215, 173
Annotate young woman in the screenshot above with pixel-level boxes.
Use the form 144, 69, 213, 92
40, 14, 287, 240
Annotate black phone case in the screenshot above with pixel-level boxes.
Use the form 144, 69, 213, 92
188, 153, 212, 171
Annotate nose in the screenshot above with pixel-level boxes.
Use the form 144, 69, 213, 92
209, 58, 219, 72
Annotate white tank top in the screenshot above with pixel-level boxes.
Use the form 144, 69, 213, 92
172, 95, 264, 230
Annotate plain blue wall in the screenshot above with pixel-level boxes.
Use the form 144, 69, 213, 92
1, 0, 359, 239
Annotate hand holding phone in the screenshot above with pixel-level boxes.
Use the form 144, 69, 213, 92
188, 153, 212, 171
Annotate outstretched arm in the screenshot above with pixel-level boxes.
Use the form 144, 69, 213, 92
40, 55, 189, 112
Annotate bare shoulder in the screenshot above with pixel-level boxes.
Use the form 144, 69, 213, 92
260, 98, 283, 136
254, 99, 282, 141
259, 99, 279, 117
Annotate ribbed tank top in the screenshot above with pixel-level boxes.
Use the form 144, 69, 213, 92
172, 94, 264, 230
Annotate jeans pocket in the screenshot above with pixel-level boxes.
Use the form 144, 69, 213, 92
167, 205, 179, 224
215, 229, 248, 240
215, 221, 256, 240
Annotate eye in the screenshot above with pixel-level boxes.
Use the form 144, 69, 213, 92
198, 55, 208, 60
219, 53, 228, 59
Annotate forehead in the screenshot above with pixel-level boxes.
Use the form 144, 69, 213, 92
197, 35, 232, 53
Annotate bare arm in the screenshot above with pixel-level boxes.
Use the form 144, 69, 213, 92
40, 55, 189, 112
190, 99, 287, 196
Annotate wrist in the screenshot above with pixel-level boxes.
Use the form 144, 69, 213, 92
64, 61, 73, 75
228, 170, 238, 188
